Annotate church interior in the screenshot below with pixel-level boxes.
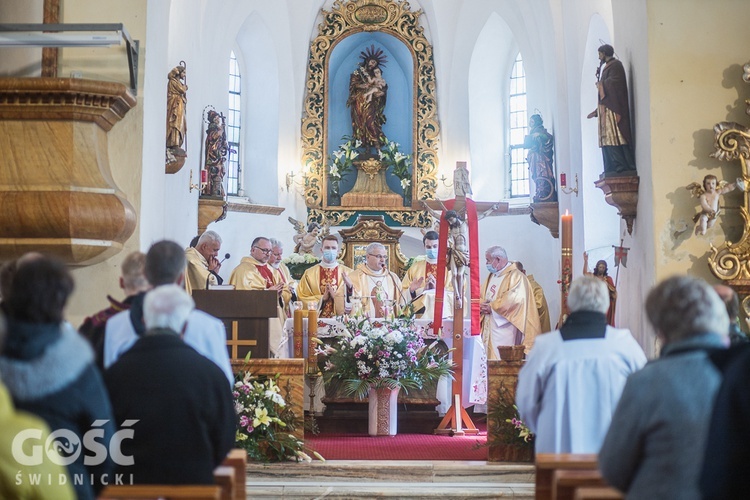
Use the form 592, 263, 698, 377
2, 0, 750, 497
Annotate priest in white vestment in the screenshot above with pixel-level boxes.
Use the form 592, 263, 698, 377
480, 246, 541, 358
349, 242, 406, 317
515, 276, 647, 454
297, 235, 354, 317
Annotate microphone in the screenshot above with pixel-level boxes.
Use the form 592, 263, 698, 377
206, 254, 230, 289
220, 253, 230, 263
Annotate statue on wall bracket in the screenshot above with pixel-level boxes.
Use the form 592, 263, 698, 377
165, 61, 188, 174
300, 0, 439, 228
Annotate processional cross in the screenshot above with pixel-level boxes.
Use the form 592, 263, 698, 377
422, 162, 508, 436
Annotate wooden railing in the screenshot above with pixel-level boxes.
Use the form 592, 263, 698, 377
535, 453, 622, 500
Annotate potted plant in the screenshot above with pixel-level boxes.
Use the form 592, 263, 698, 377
322, 316, 452, 436
486, 382, 535, 462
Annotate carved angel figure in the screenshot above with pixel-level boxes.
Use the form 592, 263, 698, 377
288, 217, 330, 254
686, 175, 745, 235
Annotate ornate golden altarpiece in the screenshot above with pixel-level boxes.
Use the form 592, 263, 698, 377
300, 0, 438, 228
708, 64, 750, 312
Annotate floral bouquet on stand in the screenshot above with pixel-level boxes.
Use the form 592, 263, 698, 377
321, 316, 453, 436
485, 382, 535, 462
322, 316, 452, 398
233, 369, 306, 462
379, 140, 413, 202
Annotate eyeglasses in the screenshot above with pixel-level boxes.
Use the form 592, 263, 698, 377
253, 247, 272, 255
368, 254, 387, 259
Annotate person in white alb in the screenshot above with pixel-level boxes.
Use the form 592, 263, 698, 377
515, 276, 647, 454
103, 240, 233, 385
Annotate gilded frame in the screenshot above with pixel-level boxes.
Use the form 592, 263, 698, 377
301, 0, 439, 227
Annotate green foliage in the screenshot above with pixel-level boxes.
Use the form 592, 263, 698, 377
486, 383, 535, 451
233, 370, 305, 462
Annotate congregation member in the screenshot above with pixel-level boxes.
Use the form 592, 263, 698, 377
480, 245, 542, 358
184, 230, 224, 294
0, 256, 115, 500
269, 238, 297, 317
350, 242, 406, 317
401, 230, 454, 319
516, 261, 551, 334
79, 251, 149, 370
599, 276, 728, 500
229, 236, 287, 355
515, 276, 646, 453
297, 235, 354, 317
104, 285, 236, 485
104, 240, 233, 384
0, 312, 76, 500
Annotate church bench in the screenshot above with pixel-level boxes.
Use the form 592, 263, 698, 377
98, 484, 222, 499
213, 466, 235, 500
535, 453, 598, 500
221, 448, 247, 500
552, 469, 608, 500
573, 486, 623, 499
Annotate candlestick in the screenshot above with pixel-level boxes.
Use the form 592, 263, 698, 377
307, 302, 319, 374
561, 211, 573, 250
292, 301, 304, 358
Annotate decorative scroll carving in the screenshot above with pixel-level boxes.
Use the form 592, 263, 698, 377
301, 0, 439, 227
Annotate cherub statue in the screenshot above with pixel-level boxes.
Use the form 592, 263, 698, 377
686, 174, 745, 235
288, 217, 330, 254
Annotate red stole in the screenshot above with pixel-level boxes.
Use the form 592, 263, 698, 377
319, 266, 338, 318
256, 264, 275, 288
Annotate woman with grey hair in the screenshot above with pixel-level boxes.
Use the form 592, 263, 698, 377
516, 276, 646, 453
599, 276, 729, 499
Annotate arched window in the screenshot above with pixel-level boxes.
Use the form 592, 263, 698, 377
226, 51, 242, 196
507, 53, 528, 198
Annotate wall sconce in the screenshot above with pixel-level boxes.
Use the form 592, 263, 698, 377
285, 170, 307, 193
189, 169, 206, 193
439, 174, 453, 188
560, 173, 579, 197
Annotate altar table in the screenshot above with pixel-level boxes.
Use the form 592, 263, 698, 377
281, 317, 487, 415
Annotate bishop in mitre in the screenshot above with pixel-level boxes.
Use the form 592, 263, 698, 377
350, 242, 406, 317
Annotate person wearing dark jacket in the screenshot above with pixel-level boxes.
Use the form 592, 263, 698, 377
0, 256, 115, 500
104, 284, 236, 484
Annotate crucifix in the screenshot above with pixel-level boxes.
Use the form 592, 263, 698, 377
422, 161, 509, 436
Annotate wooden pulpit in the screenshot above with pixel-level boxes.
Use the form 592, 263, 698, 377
192, 290, 277, 360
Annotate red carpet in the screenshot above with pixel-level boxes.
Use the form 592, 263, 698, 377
306, 426, 488, 461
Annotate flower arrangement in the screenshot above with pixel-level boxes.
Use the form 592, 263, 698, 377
233, 370, 305, 462
322, 316, 453, 400
379, 140, 413, 199
485, 383, 535, 461
328, 135, 360, 182
282, 252, 321, 280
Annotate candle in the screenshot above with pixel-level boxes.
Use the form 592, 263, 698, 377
560, 173, 567, 188
292, 302, 304, 358
307, 308, 318, 374
561, 210, 573, 249
201, 169, 207, 183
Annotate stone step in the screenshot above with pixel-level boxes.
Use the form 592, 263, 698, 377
246, 460, 535, 499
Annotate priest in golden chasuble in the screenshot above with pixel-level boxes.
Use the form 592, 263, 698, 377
297, 235, 354, 318
268, 238, 297, 318
184, 230, 224, 294
402, 230, 455, 319
480, 246, 542, 359
350, 242, 406, 318
516, 261, 552, 334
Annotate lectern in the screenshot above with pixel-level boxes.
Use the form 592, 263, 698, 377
192, 290, 277, 360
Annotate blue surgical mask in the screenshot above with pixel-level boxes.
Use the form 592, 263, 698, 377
486, 263, 497, 274
322, 250, 338, 262
426, 248, 438, 260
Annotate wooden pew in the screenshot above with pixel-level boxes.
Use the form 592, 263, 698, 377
552, 469, 607, 500
213, 466, 235, 500
221, 449, 247, 500
573, 486, 623, 499
98, 484, 221, 499
535, 453, 598, 500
